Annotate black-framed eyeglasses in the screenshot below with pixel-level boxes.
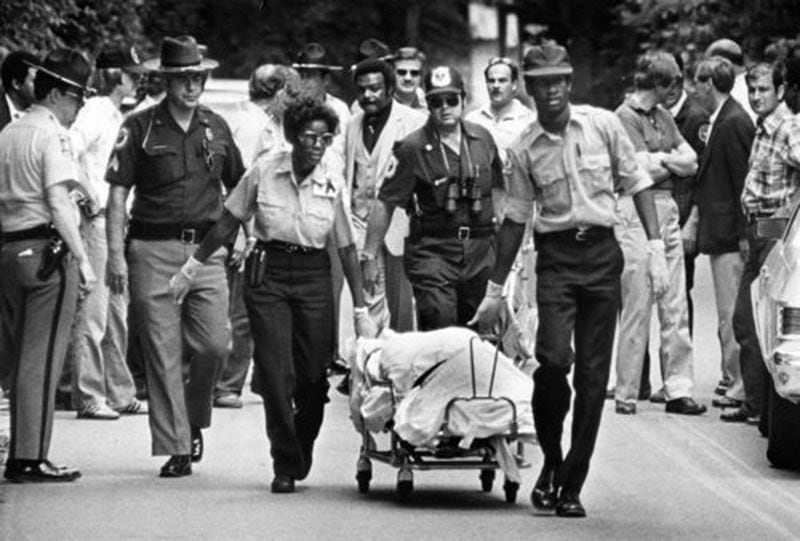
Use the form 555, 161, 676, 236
428, 94, 460, 109
298, 131, 335, 147
396, 69, 421, 77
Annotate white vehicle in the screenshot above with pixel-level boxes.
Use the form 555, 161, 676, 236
752, 201, 800, 403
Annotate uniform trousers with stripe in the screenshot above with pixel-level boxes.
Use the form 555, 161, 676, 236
245, 248, 333, 480
127, 239, 230, 456
0, 238, 79, 461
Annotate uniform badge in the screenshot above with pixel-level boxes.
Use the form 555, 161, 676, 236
430, 67, 451, 88
698, 123, 710, 144
114, 127, 130, 151
205, 127, 214, 142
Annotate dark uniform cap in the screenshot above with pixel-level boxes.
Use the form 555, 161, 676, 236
523, 42, 573, 77
292, 42, 343, 72
32, 48, 94, 94
96, 45, 145, 73
423, 66, 464, 96
141, 35, 219, 73
392, 46, 426, 64
358, 39, 392, 62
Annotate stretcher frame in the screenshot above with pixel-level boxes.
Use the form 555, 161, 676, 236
354, 335, 526, 503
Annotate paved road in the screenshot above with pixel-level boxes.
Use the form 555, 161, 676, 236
2, 256, 800, 540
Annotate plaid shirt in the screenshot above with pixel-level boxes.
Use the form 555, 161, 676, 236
741, 102, 800, 216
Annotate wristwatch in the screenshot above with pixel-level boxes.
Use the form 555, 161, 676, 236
359, 251, 376, 262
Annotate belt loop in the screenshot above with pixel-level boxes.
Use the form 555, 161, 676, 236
458, 226, 470, 240
180, 228, 197, 244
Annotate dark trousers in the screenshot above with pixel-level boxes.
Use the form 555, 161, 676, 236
533, 229, 623, 495
733, 226, 774, 415
245, 249, 333, 479
404, 236, 495, 331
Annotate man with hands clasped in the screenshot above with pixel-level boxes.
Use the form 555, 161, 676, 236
469, 42, 669, 518
170, 97, 376, 494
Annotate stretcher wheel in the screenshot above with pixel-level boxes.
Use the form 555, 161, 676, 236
479, 468, 495, 492
356, 470, 371, 493
503, 479, 519, 503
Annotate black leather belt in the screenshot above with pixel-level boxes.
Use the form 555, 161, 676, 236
746, 210, 774, 225
128, 220, 214, 244
414, 225, 495, 240
535, 226, 614, 244
262, 240, 323, 254
1, 224, 53, 242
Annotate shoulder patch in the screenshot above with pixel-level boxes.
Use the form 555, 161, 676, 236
114, 127, 130, 151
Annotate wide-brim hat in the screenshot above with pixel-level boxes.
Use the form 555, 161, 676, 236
97, 45, 146, 74
142, 35, 218, 73
29, 48, 95, 95
292, 42, 343, 72
523, 42, 573, 77
423, 66, 464, 96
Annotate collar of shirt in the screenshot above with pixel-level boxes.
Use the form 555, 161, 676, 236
478, 99, 530, 122
364, 100, 392, 129
668, 91, 688, 118
6, 94, 25, 121
708, 98, 727, 131
757, 101, 793, 137
423, 116, 486, 144
274, 150, 329, 189
523, 104, 597, 144
153, 99, 214, 135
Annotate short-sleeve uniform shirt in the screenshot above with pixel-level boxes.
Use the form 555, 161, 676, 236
0, 105, 80, 231
224, 148, 354, 249
105, 100, 244, 224
505, 104, 652, 232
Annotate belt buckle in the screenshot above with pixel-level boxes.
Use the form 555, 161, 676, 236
285, 243, 299, 254
180, 228, 197, 244
574, 228, 588, 242
458, 226, 471, 240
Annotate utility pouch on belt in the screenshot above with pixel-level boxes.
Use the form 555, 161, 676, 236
246, 244, 267, 287
37, 232, 69, 281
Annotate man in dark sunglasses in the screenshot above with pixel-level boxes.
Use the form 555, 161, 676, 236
390, 47, 427, 110
362, 65, 504, 332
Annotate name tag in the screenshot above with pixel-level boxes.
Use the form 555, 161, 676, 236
312, 181, 337, 199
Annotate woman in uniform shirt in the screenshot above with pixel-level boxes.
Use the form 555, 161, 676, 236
169, 96, 375, 493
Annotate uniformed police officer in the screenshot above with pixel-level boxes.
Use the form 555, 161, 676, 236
470, 42, 668, 517
363, 66, 504, 330
105, 35, 245, 478
0, 49, 97, 482
169, 96, 376, 493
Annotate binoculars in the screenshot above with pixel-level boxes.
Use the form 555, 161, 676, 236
445, 177, 482, 215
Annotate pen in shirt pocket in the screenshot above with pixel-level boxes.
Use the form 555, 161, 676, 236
575, 143, 582, 159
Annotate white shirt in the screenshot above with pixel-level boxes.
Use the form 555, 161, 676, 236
465, 99, 536, 160
732, 72, 757, 123
70, 96, 123, 208
5, 94, 25, 123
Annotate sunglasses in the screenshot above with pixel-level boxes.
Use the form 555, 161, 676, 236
299, 131, 335, 147
428, 94, 460, 109
396, 69, 421, 78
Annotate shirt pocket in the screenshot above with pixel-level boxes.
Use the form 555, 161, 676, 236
305, 194, 336, 240
535, 171, 571, 217
143, 144, 181, 186
578, 152, 613, 197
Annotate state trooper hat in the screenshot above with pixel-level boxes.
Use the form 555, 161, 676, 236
31, 48, 94, 95
142, 35, 219, 73
423, 66, 465, 96
357, 39, 392, 62
96, 45, 145, 73
292, 42, 343, 72
523, 41, 573, 77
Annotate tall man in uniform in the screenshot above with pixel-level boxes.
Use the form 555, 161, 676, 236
470, 42, 668, 517
106, 36, 245, 478
363, 66, 504, 330
345, 58, 426, 333
0, 49, 97, 482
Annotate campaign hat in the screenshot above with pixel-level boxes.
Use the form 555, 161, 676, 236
96, 45, 145, 73
522, 42, 573, 77
142, 35, 219, 73
292, 43, 343, 72
423, 66, 464, 96
31, 48, 94, 95
358, 39, 392, 62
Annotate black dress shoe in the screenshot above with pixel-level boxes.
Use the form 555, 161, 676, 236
555, 492, 586, 518
4, 459, 81, 483
159, 455, 192, 478
615, 400, 636, 415
665, 397, 707, 415
271, 474, 295, 493
190, 427, 203, 463
720, 406, 758, 423
712, 396, 743, 409
530, 468, 557, 511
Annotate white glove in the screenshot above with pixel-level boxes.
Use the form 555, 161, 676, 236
168, 256, 203, 305
647, 239, 669, 299
467, 280, 506, 333
354, 306, 378, 338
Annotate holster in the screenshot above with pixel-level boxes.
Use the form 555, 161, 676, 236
245, 244, 267, 287
36, 232, 69, 281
